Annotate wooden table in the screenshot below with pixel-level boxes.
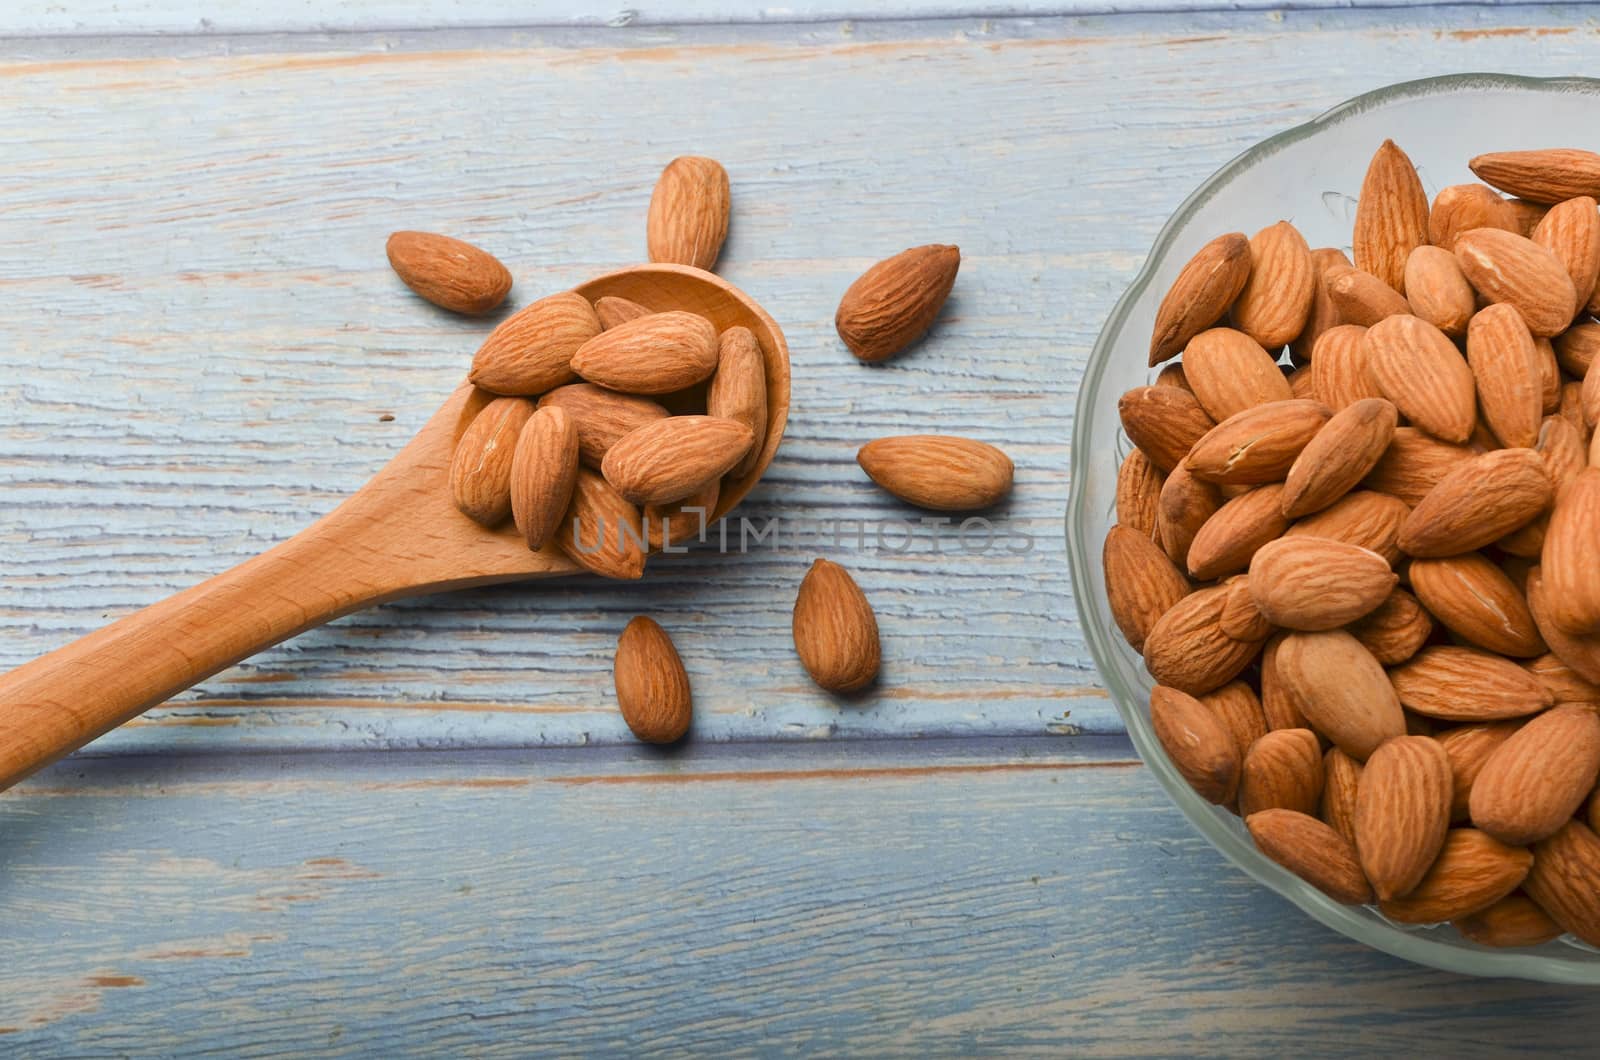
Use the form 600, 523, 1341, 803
2, 3, 1598, 1053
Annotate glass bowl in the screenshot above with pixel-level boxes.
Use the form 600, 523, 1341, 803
1066, 73, 1600, 983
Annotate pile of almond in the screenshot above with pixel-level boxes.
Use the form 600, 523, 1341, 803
1106, 144, 1600, 948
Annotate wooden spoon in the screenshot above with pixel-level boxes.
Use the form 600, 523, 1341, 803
0, 264, 790, 790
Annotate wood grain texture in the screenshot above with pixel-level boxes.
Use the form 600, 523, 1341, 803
0, 1, 1550, 37
2, 739, 1597, 1056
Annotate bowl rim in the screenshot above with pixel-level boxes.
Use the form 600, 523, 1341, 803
1066, 72, 1600, 984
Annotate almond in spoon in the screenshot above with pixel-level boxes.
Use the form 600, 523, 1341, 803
470, 292, 599, 396
602, 416, 754, 506
509, 406, 579, 551
570, 311, 720, 394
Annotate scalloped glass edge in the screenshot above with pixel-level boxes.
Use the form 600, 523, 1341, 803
1066, 73, 1600, 985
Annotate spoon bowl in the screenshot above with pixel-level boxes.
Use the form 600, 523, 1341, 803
0, 263, 790, 790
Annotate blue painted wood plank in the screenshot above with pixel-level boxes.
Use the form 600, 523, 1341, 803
0, 739, 1594, 1055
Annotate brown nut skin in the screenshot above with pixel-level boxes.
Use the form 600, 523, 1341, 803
793, 559, 881, 694
614, 617, 692, 745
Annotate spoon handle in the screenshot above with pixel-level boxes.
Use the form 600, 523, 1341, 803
0, 496, 416, 791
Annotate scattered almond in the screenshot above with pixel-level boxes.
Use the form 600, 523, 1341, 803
386, 230, 512, 315
792, 558, 881, 693
857, 435, 1014, 511
646, 156, 730, 271
614, 616, 693, 744
836, 244, 960, 362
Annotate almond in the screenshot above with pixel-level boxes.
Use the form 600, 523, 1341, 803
1353, 139, 1430, 292
449, 396, 534, 527
1219, 574, 1272, 642
1470, 704, 1600, 845
1466, 303, 1544, 449
1185, 399, 1331, 485
614, 616, 693, 744
836, 244, 960, 362
570, 311, 720, 394
1524, 820, 1600, 945
1291, 248, 1352, 362
1148, 232, 1252, 366
1537, 336, 1562, 413
1232, 221, 1316, 349
1378, 828, 1532, 924
1470, 148, 1600, 204
645, 480, 719, 549
1532, 196, 1600, 310
1390, 645, 1554, 721
1454, 892, 1564, 947
1116, 449, 1164, 541
1155, 363, 1193, 392
1326, 265, 1411, 326
1247, 537, 1394, 630
1181, 328, 1292, 421
1561, 380, 1592, 444
510, 406, 580, 551
1404, 245, 1476, 337
1150, 684, 1241, 804
1260, 633, 1310, 731
537, 383, 670, 468
386, 230, 512, 316
1354, 734, 1453, 900
1143, 584, 1264, 696
1397, 448, 1552, 556
1585, 359, 1600, 429
1540, 468, 1600, 635
792, 558, 880, 693
1284, 489, 1409, 565
593, 295, 653, 330
1281, 398, 1398, 518
1364, 315, 1476, 444
557, 469, 647, 581
1238, 728, 1325, 818
1273, 630, 1405, 760
1349, 587, 1434, 665
1527, 565, 1600, 687
1156, 463, 1221, 569
857, 435, 1014, 512
1103, 524, 1191, 654
1245, 808, 1372, 904
1454, 228, 1578, 337
602, 416, 755, 506
1556, 321, 1600, 377
1185, 484, 1291, 580
469, 292, 599, 396
1408, 553, 1544, 658
1506, 198, 1554, 237
1118, 385, 1216, 473
706, 325, 768, 479
1428, 184, 1520, 250
1524, 652, 1600, 704
1362, 427, 1475, 507
1287, 365, 1314, 398
1437, 721, 1523, 821
1200, 681, 1269, 760
646, 155, 730, 271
